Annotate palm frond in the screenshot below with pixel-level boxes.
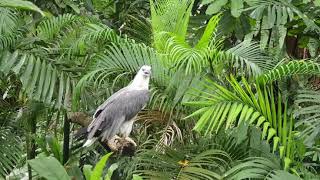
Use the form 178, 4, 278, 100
257, 60, 320, 84
0, 126, 22, 178
0, 8, 22, 49
245, 0, 320, 49
266, 170, 302, 180
184, 75, 296, 169
36, 14, 81, 42
150, 0, 194, 51
294, 89, 320, 146
123, 14, 153, 45
0, 0, 44, 16
73, 41, 168, 109
0, 8, 18, 35
163, 15, 221, 74
0, 51, 73, 109
73, 39, 196, 116
223, 41, 275, 76
78, 23, 121, 45
133, 146, 279, 179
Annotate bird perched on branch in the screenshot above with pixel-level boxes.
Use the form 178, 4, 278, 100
83, 65, 151, 148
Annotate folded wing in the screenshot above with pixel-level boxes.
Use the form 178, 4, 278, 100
87, 89, 149, 141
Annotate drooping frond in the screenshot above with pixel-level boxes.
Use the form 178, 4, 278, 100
0, 0, 44, 16
0, 51, 73, 109
0, 8, 18, 35
0, 126, 22, 178
244, 0, 320, 49
0, 8, 22, 49
223, 42, 275, 76
257, 60, 320, 84
294, 89, 320, 146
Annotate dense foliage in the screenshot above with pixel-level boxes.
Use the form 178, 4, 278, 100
0, 0, 320, 179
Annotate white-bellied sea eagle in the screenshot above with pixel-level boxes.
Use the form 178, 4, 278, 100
83, 65, 151, 147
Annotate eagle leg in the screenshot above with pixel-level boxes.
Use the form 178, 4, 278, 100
124, 136, 137, 146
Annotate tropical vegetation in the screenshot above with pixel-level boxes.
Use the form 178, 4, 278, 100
0, 0, 320, 179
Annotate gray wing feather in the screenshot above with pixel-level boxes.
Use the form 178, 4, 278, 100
87, 87, 128, 132
87, 89, 149, 140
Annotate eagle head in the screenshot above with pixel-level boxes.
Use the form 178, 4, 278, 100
139, 65, 151, 78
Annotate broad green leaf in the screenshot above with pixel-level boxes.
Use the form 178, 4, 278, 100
0, 0, 44, 16
46, 136, 63, 163
230, 0, 243, 17
202, 0, 215, 5
83, 165, 93, 180
206, 0, 228, 15
104, 163, 118, 180
196, 14, 220, 48
90, 152, 113, 180
28, 156, 70, 180
260, 29, 269, 49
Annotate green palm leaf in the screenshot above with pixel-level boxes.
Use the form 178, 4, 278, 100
0, 0, 44, 16
0, 51, 72, 109
185, 75, 295, 169
295, 89, 320, 147
224, 41, 275, 76
257, 60, 320, 84
133, 146, 279, 179
0, 126, 22, 178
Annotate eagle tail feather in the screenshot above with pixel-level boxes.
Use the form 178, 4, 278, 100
83, 137, 97, 147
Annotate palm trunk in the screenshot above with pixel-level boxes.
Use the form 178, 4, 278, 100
27, 117, 37, 180
63, 112, 70, 164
